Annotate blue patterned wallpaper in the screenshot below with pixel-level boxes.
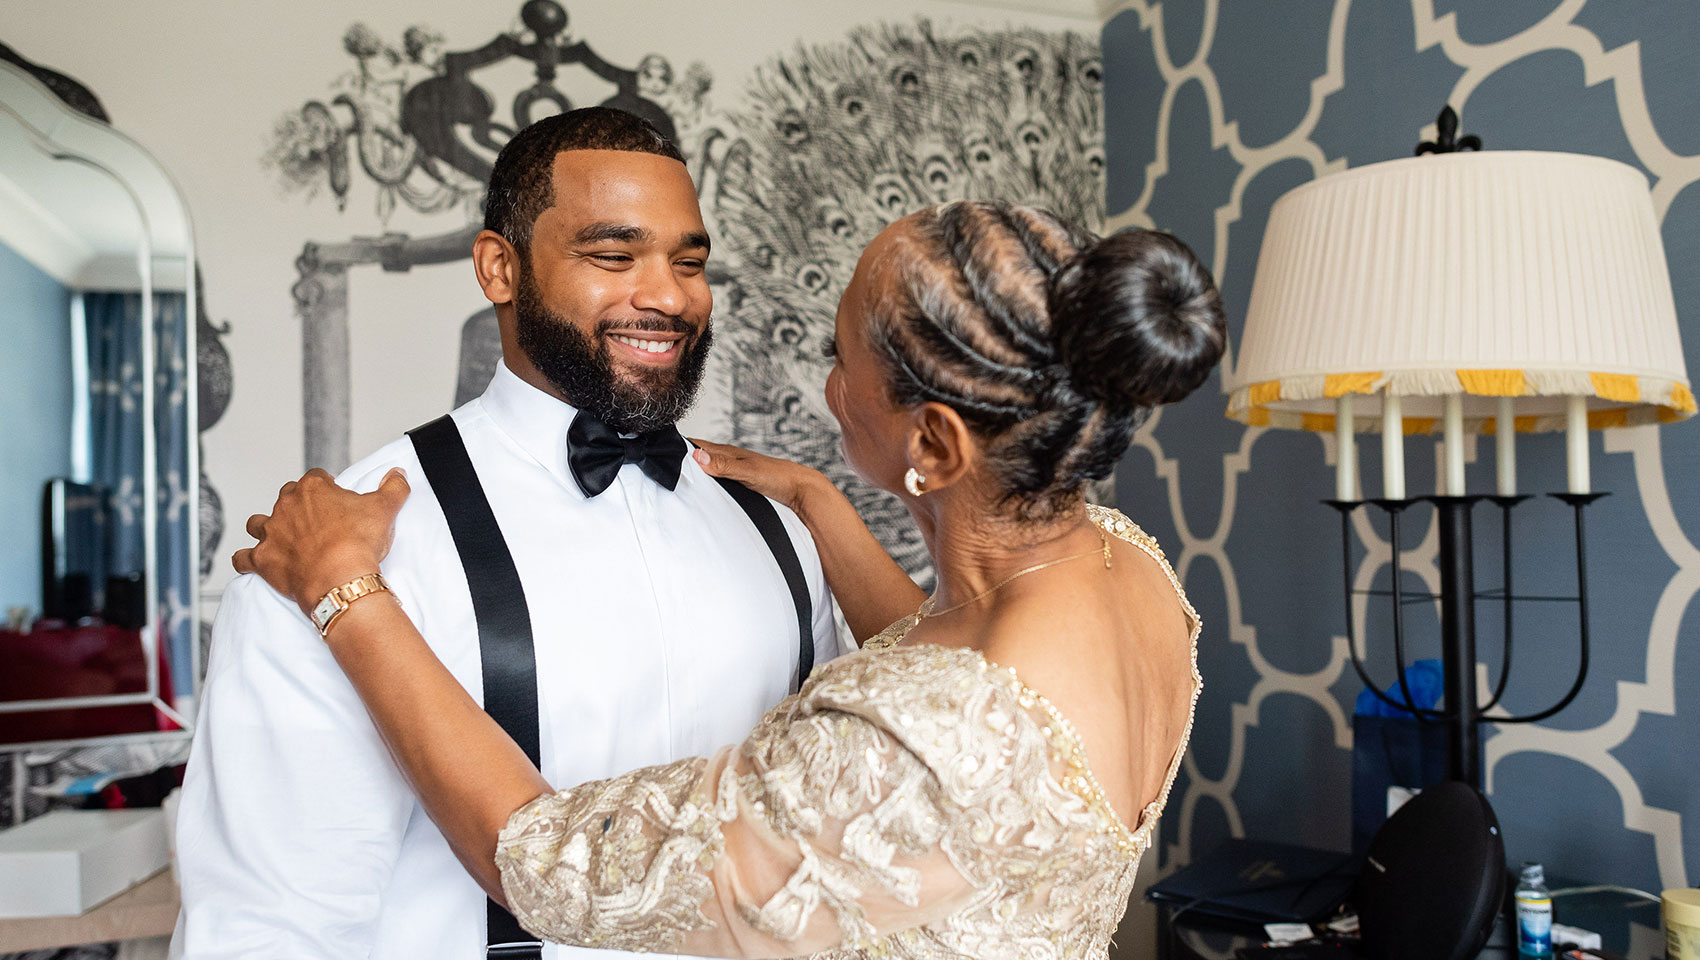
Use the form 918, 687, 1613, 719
1101, 0, 1697, 897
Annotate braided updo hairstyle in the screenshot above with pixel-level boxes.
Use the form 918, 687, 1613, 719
873, 201, 1226, 521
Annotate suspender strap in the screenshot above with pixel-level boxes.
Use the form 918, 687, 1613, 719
714, 477, 815, 689
406, 415, 543, 960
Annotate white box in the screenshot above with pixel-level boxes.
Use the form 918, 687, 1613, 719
0, 809, 170, 918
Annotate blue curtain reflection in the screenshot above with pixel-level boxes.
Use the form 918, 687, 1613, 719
84, 291, 192, 697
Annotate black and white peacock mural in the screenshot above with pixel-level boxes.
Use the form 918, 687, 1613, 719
268, 2, 1104, 580
695, 23, 1106, 577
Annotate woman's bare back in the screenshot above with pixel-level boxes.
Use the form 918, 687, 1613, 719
901, 506, 1201, 833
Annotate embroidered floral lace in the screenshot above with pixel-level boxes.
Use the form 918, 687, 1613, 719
495, 506, 1201, 959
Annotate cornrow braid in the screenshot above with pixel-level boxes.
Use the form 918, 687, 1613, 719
870, 200, 1226, 521
935, 203, 1059, 359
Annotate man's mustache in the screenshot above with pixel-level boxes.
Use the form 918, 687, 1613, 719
595, 315, 698, 337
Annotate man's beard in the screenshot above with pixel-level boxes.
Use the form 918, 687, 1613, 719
513, 267, 713, 434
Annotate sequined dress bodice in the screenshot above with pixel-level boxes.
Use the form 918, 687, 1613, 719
495, 506, 1201, 960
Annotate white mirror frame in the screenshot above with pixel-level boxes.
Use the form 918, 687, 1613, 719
0, 57, 200, 750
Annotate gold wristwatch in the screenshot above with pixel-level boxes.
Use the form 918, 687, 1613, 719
309, 573, 394, 638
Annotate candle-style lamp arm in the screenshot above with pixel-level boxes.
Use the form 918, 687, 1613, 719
1329, 499, 1457, 722
1476, 495, 1532, 713
1490, 492, 1604, 724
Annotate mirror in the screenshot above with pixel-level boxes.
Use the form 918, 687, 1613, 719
0, 52, 199, 749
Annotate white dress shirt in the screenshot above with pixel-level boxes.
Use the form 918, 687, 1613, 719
171, 361, 839, 959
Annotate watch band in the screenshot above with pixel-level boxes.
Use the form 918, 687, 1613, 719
309, 573, 394, 637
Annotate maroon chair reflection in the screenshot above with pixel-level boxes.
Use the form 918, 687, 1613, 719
0, 622, 180, 745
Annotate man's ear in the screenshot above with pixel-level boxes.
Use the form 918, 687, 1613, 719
473, 229, 520, 306
906, 402, 977, 493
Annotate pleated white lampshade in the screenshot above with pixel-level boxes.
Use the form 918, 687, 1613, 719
1229, 150, 1693, 435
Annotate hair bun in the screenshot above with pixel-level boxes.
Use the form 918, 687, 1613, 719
1047, 229, 1226, 409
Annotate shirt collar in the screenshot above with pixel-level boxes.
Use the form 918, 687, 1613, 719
478, 360, 582, 494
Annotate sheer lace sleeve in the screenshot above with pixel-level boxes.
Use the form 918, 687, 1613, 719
494, 645, 1101, 958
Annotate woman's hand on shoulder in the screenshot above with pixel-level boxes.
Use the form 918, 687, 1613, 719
689, 439, 831, 518
233, 467, 410, 617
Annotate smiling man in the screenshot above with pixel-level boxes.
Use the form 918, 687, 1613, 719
171, 108, 839, 960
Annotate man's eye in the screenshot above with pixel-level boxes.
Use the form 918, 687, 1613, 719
592, 253, 632, 263
821, 334, 837, 359
676, 259, 705, 270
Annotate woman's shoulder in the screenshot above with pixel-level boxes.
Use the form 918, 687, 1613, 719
803, 643, 991, 708
796, 643, 1145, 850
796, 645, 1041, 766
1088, 504, 1200, 633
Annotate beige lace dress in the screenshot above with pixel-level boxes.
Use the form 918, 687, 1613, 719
495, 506, 1201, 960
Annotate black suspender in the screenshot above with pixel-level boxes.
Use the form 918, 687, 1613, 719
406, 415, 816, 959
408, 416, 542, 960
712, 476, 815, 690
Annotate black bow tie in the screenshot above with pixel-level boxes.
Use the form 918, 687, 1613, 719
566, 412, 688, 498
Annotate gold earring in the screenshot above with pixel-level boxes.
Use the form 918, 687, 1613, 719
904, 468, 927, 497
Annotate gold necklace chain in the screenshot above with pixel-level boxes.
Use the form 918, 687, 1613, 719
921, 527, 1112, 621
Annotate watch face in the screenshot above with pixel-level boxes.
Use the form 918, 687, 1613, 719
312, 594, 341, 630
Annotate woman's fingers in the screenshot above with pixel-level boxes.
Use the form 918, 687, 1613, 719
371, 468, 410, 513
236, 466, 403, 607
689, 439, 750, 477
278, 469, 331, 503
687, 438, 817, 514
692, 449, 743, 482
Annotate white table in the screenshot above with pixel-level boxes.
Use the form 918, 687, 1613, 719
0, 868, 177, 953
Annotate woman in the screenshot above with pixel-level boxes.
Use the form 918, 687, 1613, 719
236, 200, 1225, 959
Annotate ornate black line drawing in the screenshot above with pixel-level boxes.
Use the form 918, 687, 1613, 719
272, 1, 678, 471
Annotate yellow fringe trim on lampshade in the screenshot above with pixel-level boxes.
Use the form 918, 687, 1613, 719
1323, 372, 1382, 398
1589, 407, 1632, 430
1589, 372, 1641, 404
1456, 369, 1526, 396
1248, 381, 1283, 407
1226, 367, 1696, 433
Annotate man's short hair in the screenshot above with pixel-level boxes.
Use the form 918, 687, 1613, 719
484, 106, 686, 257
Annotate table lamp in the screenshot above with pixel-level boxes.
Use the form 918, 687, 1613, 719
1228, 108, 1693, 787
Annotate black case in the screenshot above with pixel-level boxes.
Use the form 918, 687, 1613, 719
1354, 781, 1506, 960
